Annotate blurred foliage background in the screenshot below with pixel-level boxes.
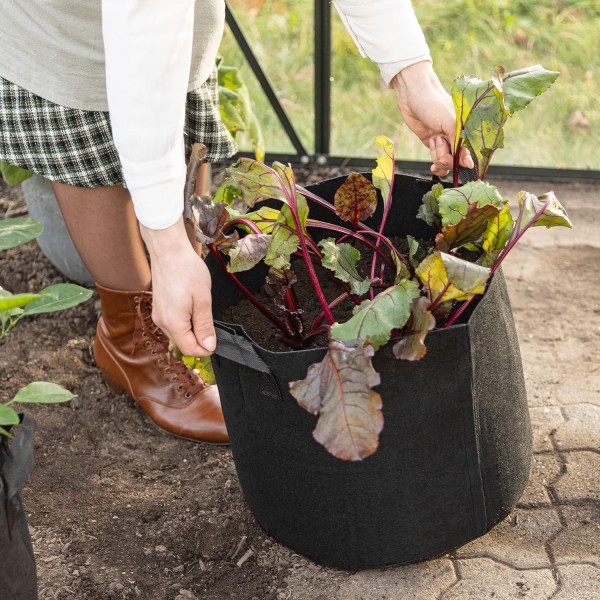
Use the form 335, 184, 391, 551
220, 0, 599, 169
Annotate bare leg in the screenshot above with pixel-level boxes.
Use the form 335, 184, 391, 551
50, 182, 151, 291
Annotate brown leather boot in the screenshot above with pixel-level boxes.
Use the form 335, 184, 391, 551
93, 283, 228, 444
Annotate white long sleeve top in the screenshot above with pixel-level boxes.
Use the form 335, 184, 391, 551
103, 0, 430, 229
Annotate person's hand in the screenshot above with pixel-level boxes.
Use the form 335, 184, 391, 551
140, 216, 215, 357
390, 61, 474, 177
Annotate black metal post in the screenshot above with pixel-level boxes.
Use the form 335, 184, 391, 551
225, 3, 308, 157
314, 0, 332, 160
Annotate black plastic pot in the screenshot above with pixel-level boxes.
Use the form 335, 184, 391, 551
209, 173, 531, 570
0, 414, 38, 599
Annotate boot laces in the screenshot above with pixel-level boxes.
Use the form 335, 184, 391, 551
133, 294, 205, 398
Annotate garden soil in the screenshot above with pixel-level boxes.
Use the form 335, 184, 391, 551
0, 172, 597, 600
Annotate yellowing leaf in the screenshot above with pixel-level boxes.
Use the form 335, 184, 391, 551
416, 252, 490, 303
372, 135, 394, 209
479, 205, 514, 267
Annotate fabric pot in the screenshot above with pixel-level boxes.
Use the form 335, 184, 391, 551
209, 173, 532, 570
0, 414, 38, 599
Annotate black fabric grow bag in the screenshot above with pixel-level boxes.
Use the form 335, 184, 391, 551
209, 173, 531, 570
0, 414, 38, 599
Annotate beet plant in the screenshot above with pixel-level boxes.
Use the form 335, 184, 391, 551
186, 64, 571, 461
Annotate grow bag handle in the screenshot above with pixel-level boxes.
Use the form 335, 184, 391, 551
0, 414, 35, 501
213, 321, 272, 375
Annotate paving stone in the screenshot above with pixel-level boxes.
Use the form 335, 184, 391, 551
334, 558, 455, 600
555, 404, 600, 450
556, 371, 600, 407
550, 505, 600, 565
519, 455, 562, 505
552, 451, 600, 502
519, 360, 560, 407
455, 508, 560, 569
442, 558, 556, 599
529, 407, 565, 452
553, 564, 600, 599
523, 374, 560, 408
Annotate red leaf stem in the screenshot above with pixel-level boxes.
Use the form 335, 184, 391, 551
208, 246, 291, 335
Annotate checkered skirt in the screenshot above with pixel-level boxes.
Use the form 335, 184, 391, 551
0, 69, 236, 188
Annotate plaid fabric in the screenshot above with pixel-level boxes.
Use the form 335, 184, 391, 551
0, 69, 236, 188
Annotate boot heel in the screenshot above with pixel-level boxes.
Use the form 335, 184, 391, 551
102, 374, 125, 395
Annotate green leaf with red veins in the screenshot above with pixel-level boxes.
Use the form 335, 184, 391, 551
271, 161, 296, 196
372, 135, 394, 209
517, 191, 572, 231
318, 238, 371, 295
226, 157, 289, 207
213, 179, 246, 212
417, 183, 443, 228
226, 233, 271, 273
479, 205, 514, 267
186, 194, 239, 249
437, 181, 506, 227
393, 297, 436, 361
264, 195, 309, 269
502, 65, 559, 115
407, 235, 428, 269
391, 250, 411, 283
452, 73, 507, 178
416, 251, 490, 303
289, 340, 383, 461
330, 279, 420, 350
435, 202, 500, 252
452, 65, 558, 179
334, 172, 377, 227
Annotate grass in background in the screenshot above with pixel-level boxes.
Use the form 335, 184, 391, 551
220, 0, 599, 169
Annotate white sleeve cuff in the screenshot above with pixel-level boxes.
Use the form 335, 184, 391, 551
379, 55, 432, 87
119, 140, 186, 230
333, 0, 429, 64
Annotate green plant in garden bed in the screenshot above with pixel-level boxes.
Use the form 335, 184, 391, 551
0, 217, 93, 437
184, 64, 571, 461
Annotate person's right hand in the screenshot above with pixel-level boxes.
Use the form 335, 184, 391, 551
390, 61, 474, 177
140, 216, 216, 357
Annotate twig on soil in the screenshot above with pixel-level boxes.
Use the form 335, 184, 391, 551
228, 535, 247, 559
236, 548, 254, 567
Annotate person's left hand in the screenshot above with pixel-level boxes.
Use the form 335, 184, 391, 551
390, 61, 474, 177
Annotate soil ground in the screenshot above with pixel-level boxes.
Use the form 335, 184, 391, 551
0, 173, 598, 600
